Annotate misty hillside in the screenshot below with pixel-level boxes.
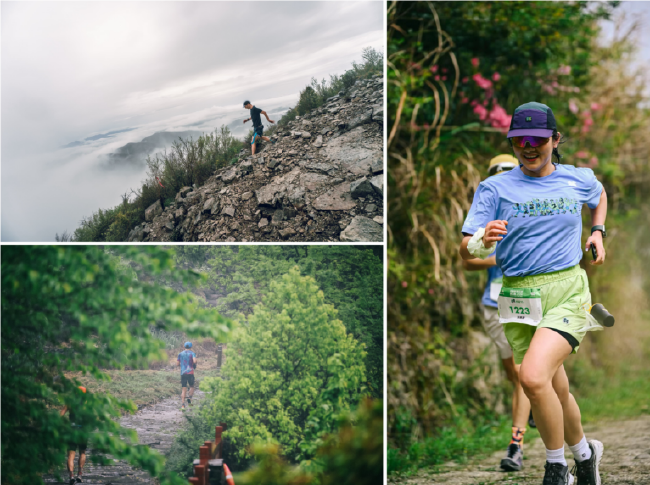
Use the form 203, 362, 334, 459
104, 130, 203, 169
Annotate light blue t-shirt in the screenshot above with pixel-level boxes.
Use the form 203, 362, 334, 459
462, 165, 603, 277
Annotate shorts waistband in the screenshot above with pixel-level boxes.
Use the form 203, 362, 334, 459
502, 264, 582, 288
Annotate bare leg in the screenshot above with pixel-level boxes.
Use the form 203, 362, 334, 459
77, 451, 86, 477
261, 136, 271, 142
552, 365, 584, 446
502, 358, 531, 429
67, 450, 76, 477
188, 386, 195, 399
519, 328, 573, 450
181, 386, 187, 405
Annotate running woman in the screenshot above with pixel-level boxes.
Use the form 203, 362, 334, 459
460, 102, 607, 485
462, 154, 532, 472
243, 101, 275, 155
178, 342, 198, 411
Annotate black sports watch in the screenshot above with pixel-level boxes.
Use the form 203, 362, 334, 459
591, 225, 607, 238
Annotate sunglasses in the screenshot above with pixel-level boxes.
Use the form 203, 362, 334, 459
510, 136, 551, 148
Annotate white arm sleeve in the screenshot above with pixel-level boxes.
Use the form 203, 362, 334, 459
467, 227, 495, 259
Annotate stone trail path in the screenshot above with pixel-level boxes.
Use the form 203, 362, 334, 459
391, 416, 650, 485
45, 389, 205, 484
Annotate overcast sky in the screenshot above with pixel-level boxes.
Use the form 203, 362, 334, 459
1, 1, 383, 241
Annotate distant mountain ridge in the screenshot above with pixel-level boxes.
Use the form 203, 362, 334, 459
104, 130, 203, 168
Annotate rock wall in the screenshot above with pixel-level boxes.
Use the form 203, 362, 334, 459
129, 75, 384, 243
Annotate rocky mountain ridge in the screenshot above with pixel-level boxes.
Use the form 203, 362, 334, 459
128, 75, 384, 242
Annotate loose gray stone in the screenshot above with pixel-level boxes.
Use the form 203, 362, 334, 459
301, 131, 311, 139
350, 178, 375, 198
373, 216, 384, 224
314, 135, 323, 148
267, 159, 281, 169
313, 183, 356, 211
221, 168, 238, 184
241, 191, 254, 201
366, 203, 377, 213
279, 228, 297, 239
145, 200, 163, 222
369, 174, 384, 197
222, 206, 236, 217
258, 218, 269, 228
340, 216, 383, 242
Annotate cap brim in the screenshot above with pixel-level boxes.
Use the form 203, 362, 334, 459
507, 128, 553, 138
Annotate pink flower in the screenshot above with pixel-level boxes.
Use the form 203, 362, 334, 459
462, 77, 469, 83
589, 156, 599, 168
473, 103, 488, 121
472, 73, 493, 90
402, 281, 408, 288
461, 97, 469, 104
573, 87, 580, 93
428, 288, 434, 295
557, 65, 572, 75
492, 72, 501, 82
487, 104, 512, 130
430, 65, 439, 73
442, 68, 448, 73
442, 76, 447, 81
471, 58, 480, 67
434, 75, 440, 81
590, 102, 602, 111
569, 100, 579, 114
575, 151, 589, 159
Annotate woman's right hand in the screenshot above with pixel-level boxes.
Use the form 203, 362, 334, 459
483, 220, 508, 248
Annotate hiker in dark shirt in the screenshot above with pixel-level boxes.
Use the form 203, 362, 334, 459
60, 386, 89, 485
243, 101, 275, 155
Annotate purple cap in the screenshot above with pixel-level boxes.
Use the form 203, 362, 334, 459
507, 102, 556, 138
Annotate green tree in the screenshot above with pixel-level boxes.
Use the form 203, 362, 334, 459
200, 267, 367, 469
1, 246, 234, 485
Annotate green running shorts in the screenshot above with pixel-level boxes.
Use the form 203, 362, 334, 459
501, 265, 596, 364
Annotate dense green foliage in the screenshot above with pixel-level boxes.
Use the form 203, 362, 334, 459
1, 246, 235, 485
70, 126, 244, 242
166, 264, 372, 476
236, 398, 383, 485
173, 245, 383, 399
278, 47, 384, 126
387, 0, 650, 472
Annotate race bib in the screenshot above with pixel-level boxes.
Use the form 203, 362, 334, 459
490, 276, 503, 302
498, 287, 543, 326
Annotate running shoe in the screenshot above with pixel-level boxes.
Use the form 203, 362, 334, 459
181, 404, 186, 411
500, 443, 523, 471
187, 398, 192, 406
75, 477, 83, 483
543, 462, 575, 485
69, 478, 76, 485
573, 440, 603, 485
529, 410, 537, 428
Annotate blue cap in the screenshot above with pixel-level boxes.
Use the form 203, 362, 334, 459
184, 342, 192, 348
507, 102, 557, 138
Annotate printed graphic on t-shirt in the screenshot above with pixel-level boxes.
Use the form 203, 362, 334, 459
512, 197, 580, 217
177, 350, 196, 375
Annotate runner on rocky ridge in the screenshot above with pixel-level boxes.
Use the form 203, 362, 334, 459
243, 101, 275, 155
178, 342, 198, 411
462, 153, 534, 473
460, 102, 607, 485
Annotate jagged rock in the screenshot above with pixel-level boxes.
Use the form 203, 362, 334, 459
222, 206, 236, 217
372, 106, 384, 122
267, 159, 281, 169
312, 183, 357, 211
350, 177, 375, 198
174, 207, 186, 221
279, 228, 297, 239
145, 200, 163, 222
314, 135, 323, 148
373, 216, 384, 224
301, 131, 311, 139
241, 191, 254, 201
128, 226, 144, 242
258, 218, 269, 228
164, 221, 175, 231
240, 160, 253, 171
288, 187, 306, 209
366, 204, 377, 212
369, 175, 383, 196
222, 168, 238, 184
371, 160, 383, 174
340, 216, 382, 242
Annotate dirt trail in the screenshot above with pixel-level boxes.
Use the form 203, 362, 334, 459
45, 389, 205, 484
391, 416, 650, 485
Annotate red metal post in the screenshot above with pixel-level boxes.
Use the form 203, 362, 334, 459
189, 478, 199, 484
194, 465, 206, 485
199, 445, 210, 465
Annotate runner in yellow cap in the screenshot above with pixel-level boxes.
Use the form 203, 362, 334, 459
463, 154, 532, 472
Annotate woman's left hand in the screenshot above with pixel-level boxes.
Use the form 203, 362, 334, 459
586, 231, 606, 265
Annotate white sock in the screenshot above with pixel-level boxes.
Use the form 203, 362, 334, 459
569, 435, 592, 462
546, 446, 567, 466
